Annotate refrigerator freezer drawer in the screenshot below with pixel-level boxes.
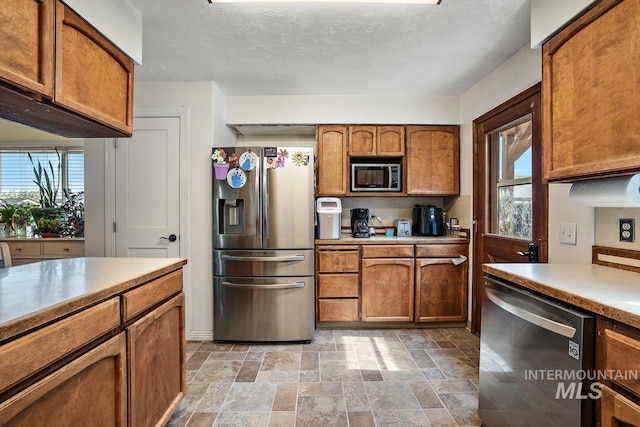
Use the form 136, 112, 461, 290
213, 249, 314, 277
213, 276, 315, 342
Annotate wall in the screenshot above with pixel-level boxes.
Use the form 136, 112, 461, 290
227, 96, 460, 125
132, 81, 234, 340
596, 208, 640, 251
530, 0, 596, 48
61, 0, 143, 64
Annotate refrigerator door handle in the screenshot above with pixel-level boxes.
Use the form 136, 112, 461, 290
221, 254, 305, 262
221, 281, 305, 289
485, 287, 576, 338
263, 160, 270, 241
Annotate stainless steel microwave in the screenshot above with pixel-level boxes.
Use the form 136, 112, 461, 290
351, 163, 401, 192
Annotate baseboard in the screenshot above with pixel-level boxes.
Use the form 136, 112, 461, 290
187, 330, 213, 341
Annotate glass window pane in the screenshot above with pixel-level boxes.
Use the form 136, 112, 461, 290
497, 184, 532, 239
488, 114, 533, 239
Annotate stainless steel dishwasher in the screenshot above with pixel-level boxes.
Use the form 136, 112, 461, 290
479, 276, 595, 427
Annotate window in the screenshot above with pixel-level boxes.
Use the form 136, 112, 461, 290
0, 148, 84, 205
488, 115, 533, 240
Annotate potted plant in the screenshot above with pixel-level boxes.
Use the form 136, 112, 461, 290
60, 189, 84, 237
12, 204, 33, 237
212, 148, 229, 180
0, 202, 16, 237
35, 217, 61, 238
28, 150, 63, 221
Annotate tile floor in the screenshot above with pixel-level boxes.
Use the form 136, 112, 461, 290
167, 328, 481, 427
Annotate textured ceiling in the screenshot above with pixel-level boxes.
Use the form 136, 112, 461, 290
131, 0, 532, 96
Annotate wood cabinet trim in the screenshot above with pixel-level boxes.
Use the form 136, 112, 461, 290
122, 270, 184, 322
0, 297, 120, 394
127, 292, 186, 427
599, 384, 640, 427
0, 0, 55, 97
54, 1, 134, 135
361, 245, 414, 258
0, 333, 127, 425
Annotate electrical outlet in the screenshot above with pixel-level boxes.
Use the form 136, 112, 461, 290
560, 222, 577, 245
620, 218, 635, 242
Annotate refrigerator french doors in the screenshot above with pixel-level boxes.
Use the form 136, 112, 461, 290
213, 146, 315, 342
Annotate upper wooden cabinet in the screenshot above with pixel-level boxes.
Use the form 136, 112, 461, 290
0, 0, 54, 97
348, 125, 405, 157
0, 0, 134, 138
542, 0, 640, 181
406, 126, 460, 195
317, 126, 349, 195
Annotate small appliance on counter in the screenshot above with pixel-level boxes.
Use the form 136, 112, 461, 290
413, 205, 444, 236
395, 219, 412, 237
316, 197, 342, 239
350, 208, 370, 238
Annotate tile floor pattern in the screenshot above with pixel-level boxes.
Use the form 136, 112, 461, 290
167, 328, 482, 427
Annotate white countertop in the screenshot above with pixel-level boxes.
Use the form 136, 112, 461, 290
0, 257, 186, 342
483, 263, 640, 329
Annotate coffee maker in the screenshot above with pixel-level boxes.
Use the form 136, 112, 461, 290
350, 208, 370, 238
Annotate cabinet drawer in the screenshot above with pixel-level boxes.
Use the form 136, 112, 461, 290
415, 244, 467, 258
42, 240, 84, 256
122, 270, 183, 322
318, 250, 359, 273
318, 274, 359, 297
599, 384, 640, 427
0, 297, 120, 394
0, 333, 127, 426
602, 328, 640, 397
6, 241, 41, 257
362, 245, 413, 258
318, 299, 359, 322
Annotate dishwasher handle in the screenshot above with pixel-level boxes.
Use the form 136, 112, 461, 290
485, 287, 577, 338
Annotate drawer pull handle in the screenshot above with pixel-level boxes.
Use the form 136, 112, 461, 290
15, 247, 22, 252
64, 247, 70, 251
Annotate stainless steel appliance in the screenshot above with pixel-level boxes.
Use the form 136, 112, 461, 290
350, 163, 401, 192
350, 208, 370, 238
413, 205, 444, 236
316, 197, 342, 239
213, 146, 315, 342
479, 276, 594, 426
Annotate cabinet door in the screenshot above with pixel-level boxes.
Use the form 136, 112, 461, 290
377, 126, 405, 156
348, 125, 376, 156
599, 384, 640, 427
415, 258, 467, 322
361, 258, 414, 322
406, 126, 459, 195
127, 293, 185, 427
542, 0, 640, 181
0, 333, 127, 426
55, 2, 134, 136
317, 126, 348, 195
0, 0, 54, 97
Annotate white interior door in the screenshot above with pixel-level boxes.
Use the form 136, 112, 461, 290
115, 116, 180, 258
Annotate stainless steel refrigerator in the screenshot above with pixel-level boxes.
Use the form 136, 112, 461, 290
213, 146, 315, 342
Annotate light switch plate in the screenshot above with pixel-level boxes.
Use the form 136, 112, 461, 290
560, 222, 577, 245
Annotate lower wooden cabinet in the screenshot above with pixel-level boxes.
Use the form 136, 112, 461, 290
0, 333, 127, 426
415, 258, 467, 322
127, 292, 185, 427
316, 245, 360, 322
2, 238, 85, 266
599, 384, 640, 427
361, 258, 414, 322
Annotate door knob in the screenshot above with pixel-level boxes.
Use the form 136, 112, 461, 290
160, 234, 177, 242
516, 242, 539, 263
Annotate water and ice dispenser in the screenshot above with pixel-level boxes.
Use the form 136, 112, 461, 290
219, 198, 244, 234
316, 197, 342, 239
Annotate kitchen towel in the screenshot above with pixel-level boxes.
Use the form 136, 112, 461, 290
569, 174, 640, 207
